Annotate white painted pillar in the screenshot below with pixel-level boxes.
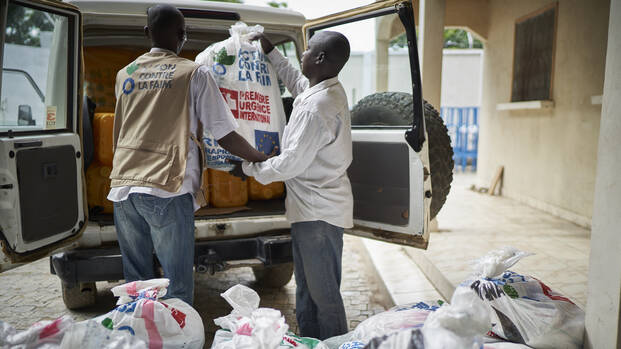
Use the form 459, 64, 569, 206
418, 0, 445, 108
585, 0, 621, 347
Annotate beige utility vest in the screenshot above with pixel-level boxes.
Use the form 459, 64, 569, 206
110, 51, 207, 206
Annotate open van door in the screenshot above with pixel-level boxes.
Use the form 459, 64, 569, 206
0, 0, 85, 271
303, 0, 433, 248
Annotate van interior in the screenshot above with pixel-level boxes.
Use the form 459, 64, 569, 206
83, 29, 298, 225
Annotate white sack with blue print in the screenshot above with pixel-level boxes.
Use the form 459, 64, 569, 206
196, 22, 286, 170
457, 247, 585, 349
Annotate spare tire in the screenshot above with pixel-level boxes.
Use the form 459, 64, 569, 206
351, 92, 454, 219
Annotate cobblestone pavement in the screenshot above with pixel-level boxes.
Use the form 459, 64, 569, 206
0, 235, 387, 347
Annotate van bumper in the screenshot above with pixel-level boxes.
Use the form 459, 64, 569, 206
50, 233, 292, 286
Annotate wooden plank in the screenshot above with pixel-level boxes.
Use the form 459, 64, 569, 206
489, 166, 504, 196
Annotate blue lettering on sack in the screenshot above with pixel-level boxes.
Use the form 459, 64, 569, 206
237, 48, 271, 86
204, 136, 241, 167
394, 301, 441, 312
122, 77, 135, 94
489, 271, 528, 286
213, 63, 227, 75
118, 326, 136, 336
116, 301, 137, 313
204, 137, 219, 147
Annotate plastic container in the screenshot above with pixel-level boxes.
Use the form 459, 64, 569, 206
248, 178, 284, 200
208, 169, 248, 208
93, 113, 114, 166
86, 162, 113, 214
84, 47, 143, 113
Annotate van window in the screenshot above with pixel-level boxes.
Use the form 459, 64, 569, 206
1, 2, 71, 133
314, 14, 413, 126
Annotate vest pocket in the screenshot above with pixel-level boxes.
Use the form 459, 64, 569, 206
110, 141, 176, 186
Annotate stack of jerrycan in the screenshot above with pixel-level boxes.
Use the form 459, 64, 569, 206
208, 169, 248, 208
207, 172, 285, 208
87, 113, 114, 214
248, 178, 284, 201
84, 47, 140, 214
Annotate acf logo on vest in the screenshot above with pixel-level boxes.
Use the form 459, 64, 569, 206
122, 61, 177, 95
122, 62, 140, 95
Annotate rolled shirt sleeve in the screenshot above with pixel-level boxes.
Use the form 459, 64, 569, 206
192, 66, 238, 140
242, 111, 330, 184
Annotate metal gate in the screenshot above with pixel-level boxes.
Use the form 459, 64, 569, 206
440, 107, 479, 171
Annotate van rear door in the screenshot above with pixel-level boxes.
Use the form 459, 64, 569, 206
303, 0, 432, 248
0, 0, 85, 271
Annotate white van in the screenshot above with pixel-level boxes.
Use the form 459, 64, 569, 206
0, 0, 453, 309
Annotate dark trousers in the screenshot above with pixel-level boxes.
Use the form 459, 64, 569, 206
291, 220, 348, 339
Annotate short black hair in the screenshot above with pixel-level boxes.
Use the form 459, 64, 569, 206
146, 4, 184, 35
315, 31, 351, 72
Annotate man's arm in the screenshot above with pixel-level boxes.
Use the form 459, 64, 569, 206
251, 33, 309, 98
218, 131, 267, 162
241, 111, 330, 184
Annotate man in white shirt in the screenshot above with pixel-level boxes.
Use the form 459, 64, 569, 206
108, 5, 268, 305
240, 31, 353, 339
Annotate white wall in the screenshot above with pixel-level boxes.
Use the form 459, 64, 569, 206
441, 49, 483, 107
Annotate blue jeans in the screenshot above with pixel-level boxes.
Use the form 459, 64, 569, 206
291, 221, 348, 339
113, 193, 195, 305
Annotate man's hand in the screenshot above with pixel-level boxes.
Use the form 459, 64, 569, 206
226, 146, 279, 180
267, 146, 279, 158
218, 132, 268, 162
227, 159, 247, 181
248, 33, 274, 54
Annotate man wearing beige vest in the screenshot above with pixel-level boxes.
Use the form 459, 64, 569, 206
107, 4, 267, 305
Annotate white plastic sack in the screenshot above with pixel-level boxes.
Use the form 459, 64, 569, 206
362, 329, 425, 349
196, 22, 286, 170
421, 287, 490, 349
326, 294, 489, 349
483, 341, 532, 349
60, 319, 147, 349
212, 284, 327, 349
323, 301, 442, 349
93, 278, 205, 349
458, 246, 585, 349
0, 316, 73, 349
350, 300, 444, 343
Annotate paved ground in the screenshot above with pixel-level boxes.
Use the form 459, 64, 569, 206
0, 235, 386, 347
406, 172, 591, 308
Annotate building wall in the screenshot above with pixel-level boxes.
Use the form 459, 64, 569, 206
476, 0, 610, 226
